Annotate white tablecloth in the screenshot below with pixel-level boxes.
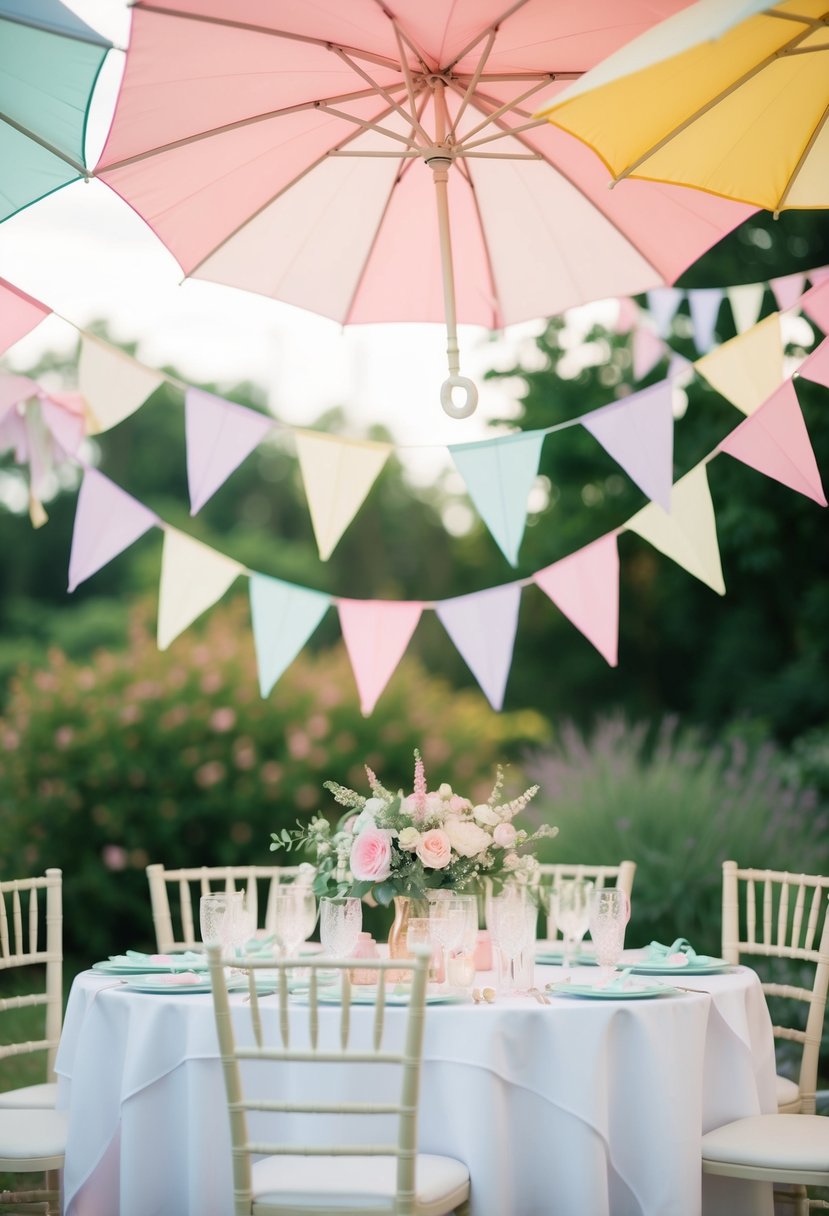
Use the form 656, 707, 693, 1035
56, 961, 777, 1216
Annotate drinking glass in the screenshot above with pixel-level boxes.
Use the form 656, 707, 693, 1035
428, 893, 478, 990
428, 898, 468, 990
319, 897, 362, 959
588, 888, 629, 980
553, 878, 594, 967
199, 891, 244, 950
488, 888, 536, 994
269, 888, 318, 960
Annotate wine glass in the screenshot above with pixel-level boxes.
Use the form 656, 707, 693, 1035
488, 889, 535, 994
428, 898, 467, 990
554, 878, 594, 967
269, 888, 318, 960
319, 897, 362, 959
589, 888, 629, 981
199, 891, 244, 950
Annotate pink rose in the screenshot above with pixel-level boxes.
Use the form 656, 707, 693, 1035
350, 828, 393, 882
493, 822, 517, 848
416, 829, 452, 870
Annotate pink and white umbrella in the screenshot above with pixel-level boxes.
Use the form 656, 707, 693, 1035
94, 1, 754, 416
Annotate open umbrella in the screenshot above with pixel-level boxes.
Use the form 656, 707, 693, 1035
93, 1, 754, 417
0, 0, 111, 222
536, 0, 829, 215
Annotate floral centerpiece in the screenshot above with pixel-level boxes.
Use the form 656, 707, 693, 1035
270, 750, 557, 907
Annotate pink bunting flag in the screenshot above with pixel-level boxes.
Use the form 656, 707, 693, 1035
185, 387, 274, 513
533, 535, 620, 666
770, 272, 806, 314
632, 325, 666, 382
435, 583, 522, 711
719, 380, 826, 507
615, 297, 640, 334
0, 375, 38, 420
798, 338, 829, 390
800, 280, 829, 333
338, 599, 423, 716
68, 468, 159, 592
0, 278, 50, 356
582, 380, 674, 511
41, 393, 86, 457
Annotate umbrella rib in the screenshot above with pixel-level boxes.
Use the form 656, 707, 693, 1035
389, 19, 433, 145
443, 0, 534, 73
95, 86, 408, 173
609, 16, 826, 185
331, 45, 428, 145
450, 28, 498, 140
136, 5, 402, 72
776, 100, 829, 213
458, 78, 558, 147
0, 112, 86, 175
317, 105, 421, 150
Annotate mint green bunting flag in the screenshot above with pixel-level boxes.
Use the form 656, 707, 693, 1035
249, 574, 331, 697
449, 430, 546, 566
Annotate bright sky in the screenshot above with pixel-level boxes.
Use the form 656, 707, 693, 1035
0, 0, 575, 463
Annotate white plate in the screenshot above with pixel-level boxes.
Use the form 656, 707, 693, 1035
547, 979, 678, 1000
308, 988, 464, 1006
119, 974, 227, 994
93, 953, 208, 975
627, 955, 730, 975
535, 949, 597, 966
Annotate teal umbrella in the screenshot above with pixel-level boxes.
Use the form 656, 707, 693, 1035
0, 0, 111, 222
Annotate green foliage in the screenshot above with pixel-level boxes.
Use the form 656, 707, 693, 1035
0, 597, 548, 965
523, 714, 828, 954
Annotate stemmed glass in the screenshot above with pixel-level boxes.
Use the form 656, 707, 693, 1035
269, 888, 318, 961
428, 898, 467, 990
488, 888, 535, 994
553, 878, 594, 968
319, 897, 362, 958
588, 888, 630, 982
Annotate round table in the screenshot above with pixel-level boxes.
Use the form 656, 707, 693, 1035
56, 960, 778, 1216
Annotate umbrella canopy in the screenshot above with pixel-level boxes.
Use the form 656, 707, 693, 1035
537, 0, 829, 215
93, 1, 754, 417
0, 0, 111, 222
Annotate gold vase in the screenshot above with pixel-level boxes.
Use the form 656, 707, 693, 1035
387, 896, 428, 960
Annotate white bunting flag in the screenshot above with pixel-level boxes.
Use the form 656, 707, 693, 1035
449, 430, 546, 566
625, 464, 725, 595
294, 431, 391, 561
646, 288, 683, 338
79, 335, 165, 433
157, 530, 243, 650
688, 288, 723, 354
726, 283, 764, 335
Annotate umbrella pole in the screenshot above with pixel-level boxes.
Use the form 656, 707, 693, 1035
426, 104, 478, 418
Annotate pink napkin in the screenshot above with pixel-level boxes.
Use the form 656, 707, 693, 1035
152, 971, 204, 986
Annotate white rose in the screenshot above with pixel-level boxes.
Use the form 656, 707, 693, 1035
398, 826, 421, 851
438, 782, 453, 798
444, 818, 492, 858
363, 797, 386, 815
424, 791, 444, 817
472, 803, 500, 827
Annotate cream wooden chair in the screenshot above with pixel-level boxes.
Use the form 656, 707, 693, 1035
0, 870, 62, 1110
537, 861, 636, 939
207, 946, 471, 1216
702, 1113, 829, 1216
146, 863, 304, 953
722, 862, 829, 1115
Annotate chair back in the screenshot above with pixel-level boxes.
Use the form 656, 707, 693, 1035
146, 864, 304, 953
0, 869, 63, 1079
722, 861, 829, 1114
537, 861, 636, 939
207, 947, 432, 1216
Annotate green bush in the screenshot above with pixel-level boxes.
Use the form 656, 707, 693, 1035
524, 714, 828, 954
0, 596, 549, 964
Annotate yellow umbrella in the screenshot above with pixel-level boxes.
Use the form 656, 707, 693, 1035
535, 0, 829, 214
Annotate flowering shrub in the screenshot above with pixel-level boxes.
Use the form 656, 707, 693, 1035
271, 751, 556, 904
0, 597, 549, 963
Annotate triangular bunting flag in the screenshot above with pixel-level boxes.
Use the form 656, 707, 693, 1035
68, 468, 158, 592
533, 535, 620, 666
726, 283, 764, 335
625, 464, 725, 595
449, 430, 545, 566
688, 288, 723, 354
632, 325, 666, 382
185, 387, 273, 514
249, 574, 331, 698
798, 338, 829, 390
0, 278, 50, 356
809, 266, 829, 286
436, 583, 521, 711
79, 335, 165, 434
646, 288, 683, 338
719, 380, 826, 507
0, 375, 38, 419
800, 280, 829, 333
294, 431, 391, 561
582, 380, 674, 511
41, 393, 86, 457
694, 314, 783, 415
615, 297, 640, 334
338, 599, 423, 716
157, 530, 243, 650
770, 273, 806, 314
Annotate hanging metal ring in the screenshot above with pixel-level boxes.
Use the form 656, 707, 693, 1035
440, 375, 478, 419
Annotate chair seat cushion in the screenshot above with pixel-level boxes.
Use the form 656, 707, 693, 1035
775, 1073, 801, 1112
252, 1152, 470, 1213
0, 1083, 58, 1110
0, 1108, 67, 1160
702, 1114, 829, 1173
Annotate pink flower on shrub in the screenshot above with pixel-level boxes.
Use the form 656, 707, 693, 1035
54, 725, 74, 749
493, 822, 517, 848
416, 829, 452, 870
288, 730, 311, 759
350, 828, 393, 882
209, 707, 236, 733
195, 760, 226, 789
102, 844, 127, 871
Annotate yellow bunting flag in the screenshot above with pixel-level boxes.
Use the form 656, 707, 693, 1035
157, 530, 243, 650
294, 431, 391, 561
79, 335, 165, 434
625, 464, 725, 595
694, 314, 783, 416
